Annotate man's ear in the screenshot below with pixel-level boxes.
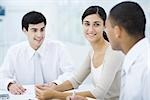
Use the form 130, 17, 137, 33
22, 27, 27, 33
114, 25, 121, 39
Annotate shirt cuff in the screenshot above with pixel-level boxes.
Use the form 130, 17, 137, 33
5, 79, 15, 91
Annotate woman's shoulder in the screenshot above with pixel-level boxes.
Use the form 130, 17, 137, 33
105, 45, 125, 59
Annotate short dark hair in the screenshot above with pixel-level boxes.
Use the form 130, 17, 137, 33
109, 1, 146, 37
22, 11, 47, 31
82, 6, 109, 42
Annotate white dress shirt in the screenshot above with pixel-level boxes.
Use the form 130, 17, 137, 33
0, 39, 74, 90
119, 38, 150, 100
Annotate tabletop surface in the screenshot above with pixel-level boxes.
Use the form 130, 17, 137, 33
0, 84, 95, 100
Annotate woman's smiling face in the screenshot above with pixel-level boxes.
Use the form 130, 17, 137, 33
82, 14, 105, 43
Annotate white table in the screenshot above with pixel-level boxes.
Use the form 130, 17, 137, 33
0, 85, 36, 100
0, 84, 95, 100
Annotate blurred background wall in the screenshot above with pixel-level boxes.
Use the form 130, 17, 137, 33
0, 0, 150, 67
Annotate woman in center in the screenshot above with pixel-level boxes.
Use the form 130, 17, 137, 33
35, 6, 124, 100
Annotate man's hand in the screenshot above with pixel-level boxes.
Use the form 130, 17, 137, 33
8, 83, 26, 95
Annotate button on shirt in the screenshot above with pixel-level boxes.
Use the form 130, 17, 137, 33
120, 38, 150, 100
0, 40, 74, 90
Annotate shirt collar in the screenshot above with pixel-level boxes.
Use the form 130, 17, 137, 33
122, 38, 148, 72
27, 40, 45, 60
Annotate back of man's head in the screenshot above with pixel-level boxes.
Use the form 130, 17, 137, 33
109, 1, 146, 38
22, 11, 47, 31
